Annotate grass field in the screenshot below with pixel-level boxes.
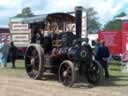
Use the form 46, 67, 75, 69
0, 60, 27, 78
0, 59, 128, 85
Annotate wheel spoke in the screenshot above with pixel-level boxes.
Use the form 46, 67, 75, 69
26, 64, 33, 68
91, 66, 99, 81
32, 49, 38, 57
27, 55, 33, 59
33, 69, 38, 74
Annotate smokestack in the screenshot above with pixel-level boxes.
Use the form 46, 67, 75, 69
75, 6, 82, 39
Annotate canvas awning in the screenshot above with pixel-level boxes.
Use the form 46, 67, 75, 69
10, 13, 75, 24
22, 15, 47, 23
10, 14, 47, 24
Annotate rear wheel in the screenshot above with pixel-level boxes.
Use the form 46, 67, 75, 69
86, 60, 103, 84
59, 60, 76, 87
24, 44, 44, 80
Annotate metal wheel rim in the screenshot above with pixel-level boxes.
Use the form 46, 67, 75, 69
87, 62, 101, 82
25, 46, 40, 78
60, 63, 73, 86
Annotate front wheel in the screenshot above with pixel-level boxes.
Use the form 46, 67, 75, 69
59, 60, 76, 87
86, 60, 103, 84
24, 44, 44, 80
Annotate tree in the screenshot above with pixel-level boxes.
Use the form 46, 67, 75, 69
15, 7, 34, 17
86, 8, 101, 33
104, 12, 126, 30
115, 12, 126, 18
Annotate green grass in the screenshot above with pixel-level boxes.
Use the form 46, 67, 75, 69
0, 60, 28, 78
109, 63, 128, 77
109, 63, 128, 83
98, 63, 128, 87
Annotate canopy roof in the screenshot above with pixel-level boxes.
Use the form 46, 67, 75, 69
10, 13, 75, 24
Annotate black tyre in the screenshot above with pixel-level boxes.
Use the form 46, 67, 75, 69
24, 44, 44, 80
86, 60, 103, 84
59, 60, 76, 87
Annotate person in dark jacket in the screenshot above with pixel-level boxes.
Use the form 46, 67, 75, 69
9, 42, 17, 68
100, 40, 110, 78
94, 39, 110, 79
95, 38, 102, 60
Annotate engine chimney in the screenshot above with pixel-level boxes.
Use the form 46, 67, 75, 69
75, 6, 82, 39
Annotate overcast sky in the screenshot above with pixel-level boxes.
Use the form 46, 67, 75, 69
0, 0, 128, 27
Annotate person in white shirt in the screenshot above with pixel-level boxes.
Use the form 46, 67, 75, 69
0, 39, 10, 68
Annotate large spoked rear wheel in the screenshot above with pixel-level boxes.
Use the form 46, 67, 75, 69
86, 60, 103, 84
25, 44, 44, 80
59, 60, 76, 87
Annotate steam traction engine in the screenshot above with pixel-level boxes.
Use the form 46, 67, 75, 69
24, 7, 103, 87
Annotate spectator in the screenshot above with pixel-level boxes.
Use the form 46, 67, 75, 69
9, 41, 17, 68
100, 40, 110, 79
94, 39, 110, 78
94, 38, 102, 60
0, 39, 10, 68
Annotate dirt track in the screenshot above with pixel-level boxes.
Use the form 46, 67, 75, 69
0, 76, 128, 96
